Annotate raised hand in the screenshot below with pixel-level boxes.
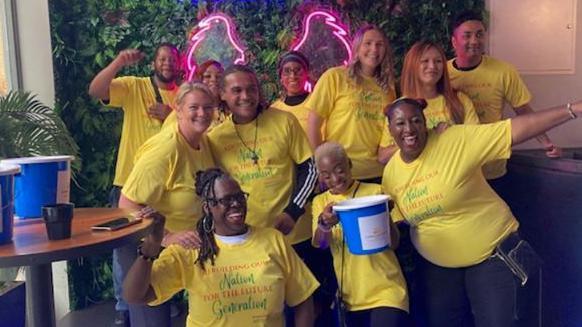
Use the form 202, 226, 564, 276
115, 49, 145, 68
319, 202, 338, 227
147, 102, 172, 121
273, 212, 296, 235
135, 206, 165, 245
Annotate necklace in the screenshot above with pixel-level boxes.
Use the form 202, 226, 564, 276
233, 114, 260, 165
350, 181, 361, 199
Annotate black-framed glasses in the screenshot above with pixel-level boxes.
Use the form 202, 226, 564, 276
208, 191, 249, 207
282, 66, 304, 76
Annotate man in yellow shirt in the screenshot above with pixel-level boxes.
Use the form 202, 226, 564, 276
88, 43, 180, 327
447, 11, 561, 194
208, 65, 329, 323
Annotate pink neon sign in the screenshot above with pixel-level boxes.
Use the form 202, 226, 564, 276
292, 10, 352, 66
186, 13, 246, 81
290, 10, 352, 92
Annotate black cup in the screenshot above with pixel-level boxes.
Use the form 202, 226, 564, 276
42, 203, 74, 240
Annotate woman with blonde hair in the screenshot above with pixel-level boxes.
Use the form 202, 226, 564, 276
117, 82, 216, 325
307, 24, 397, 184
378, 40, 479, 164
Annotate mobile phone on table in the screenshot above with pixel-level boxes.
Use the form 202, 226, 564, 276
91, 217, 142, 231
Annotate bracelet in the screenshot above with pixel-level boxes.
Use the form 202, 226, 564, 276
567, 103, 577, 119
317, 215, 333, 232
137, 244, 161, 262
317, 222, 333, 233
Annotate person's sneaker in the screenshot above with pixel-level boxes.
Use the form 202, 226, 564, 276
112, 310, 129, 327
170, 303, 182, 319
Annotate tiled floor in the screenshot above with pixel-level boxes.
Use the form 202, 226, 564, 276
58, 300, 186, 327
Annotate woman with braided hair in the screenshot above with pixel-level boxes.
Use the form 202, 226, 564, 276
123, 168, 319, 327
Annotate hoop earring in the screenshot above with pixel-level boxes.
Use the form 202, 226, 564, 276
203, 214, 214, 233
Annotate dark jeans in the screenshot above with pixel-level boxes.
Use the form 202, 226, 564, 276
109, 186, 171, 325
345, 306, 409, 327
128, 302, 171, 327
487, 174, 510, 203
285, 239, 338, 327
417, 254, 517, 327
394, 224, 423, 326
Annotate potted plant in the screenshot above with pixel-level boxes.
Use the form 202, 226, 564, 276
0, 90, 78, 159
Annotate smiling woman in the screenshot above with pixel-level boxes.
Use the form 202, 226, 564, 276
382, 97, 582, 327
122, 168, 319, 327
306, 24, 397, 183
116, 82, 217, 325
270, 51, 312, 132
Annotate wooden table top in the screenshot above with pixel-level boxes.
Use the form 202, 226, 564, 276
0, 208, 153, 268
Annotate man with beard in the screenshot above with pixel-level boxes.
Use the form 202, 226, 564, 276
88, 43, 180, 327
447, 11, 561, 195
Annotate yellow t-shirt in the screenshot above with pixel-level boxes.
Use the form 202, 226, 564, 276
312, 182, 408, 312
380, 92, 480, 146
382, 120, 519, 267
448, 55, 531, 179
306, 67, 396, 180
149, 227, 319, 327
208, 109, 314, 245
107, 76, 177, 186
271, 98, 310, 133
121, 124, 215, 232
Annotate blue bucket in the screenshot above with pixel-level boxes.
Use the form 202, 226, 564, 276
0, 164, 20, 245
1, 156, 73, 219
333, 195, 391, 255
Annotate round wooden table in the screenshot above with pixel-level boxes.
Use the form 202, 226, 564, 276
0, 208, 153, 327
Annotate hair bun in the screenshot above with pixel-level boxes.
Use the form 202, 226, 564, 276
414, 98, 428, 110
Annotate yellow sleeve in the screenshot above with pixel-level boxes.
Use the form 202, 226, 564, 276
391, 204, 405, 223
305, 68, 338, 119
148, 245, 190, 305
458, 92, 480, 125
121, 143, 170, 205
380, 87, 397, 146
286, 112, 313, 163
107, 76, 133, 108
452, 120, 512, 168
503, 64, 532, 109
379, 120, 395, 147
280, 235, 320, 306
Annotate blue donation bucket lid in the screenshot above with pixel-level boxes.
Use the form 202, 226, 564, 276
333, 194, 391, 255
0, 155, 74, 219
1, 155, 74, 165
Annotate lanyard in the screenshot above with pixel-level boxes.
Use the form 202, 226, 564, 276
149, 76, 164, 104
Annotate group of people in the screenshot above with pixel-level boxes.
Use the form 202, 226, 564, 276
88, 10, 581, 327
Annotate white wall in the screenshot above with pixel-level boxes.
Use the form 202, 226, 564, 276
487, 0, 582, 149
14, 0, 55, 107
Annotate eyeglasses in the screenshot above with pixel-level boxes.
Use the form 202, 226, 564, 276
282, 67, 304, 76
209, 192, 249, 207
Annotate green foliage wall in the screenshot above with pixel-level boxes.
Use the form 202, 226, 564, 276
49, 0, 484, 309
